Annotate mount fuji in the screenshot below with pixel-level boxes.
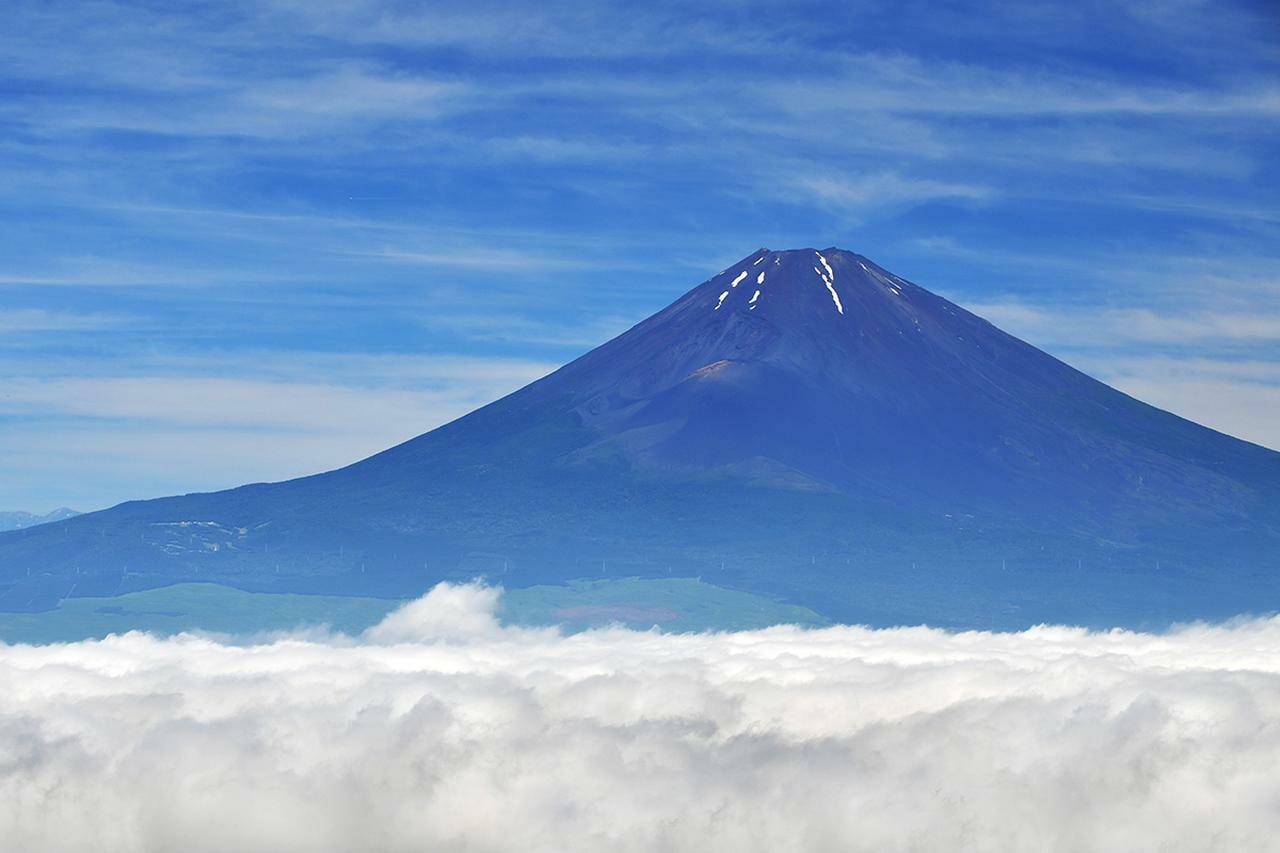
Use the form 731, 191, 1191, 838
2, 248, 1278, 627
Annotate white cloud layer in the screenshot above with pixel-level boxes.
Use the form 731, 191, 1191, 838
2, 582, 1279, 852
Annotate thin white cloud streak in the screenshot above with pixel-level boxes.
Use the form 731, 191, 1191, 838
1091, 356, 1280, 385
244, 67, 463, 119
967, 302, 1280, 346
418, 313, 636, 348
45, 67, 467, 141
0, 349, 561, 387
780, 52, 1280, 119
1072, 355, 1280, 451
0, 358, 558, 509
1106, 375, 1280, 451
0, 425, 394, 510
250, 0, 800, 61
71, 203, 693, 269
794, 172, 993, 214
0, 370, 552, 432
0, 257, 299, 288
0, 309, 131, 334
2, 581, 1279, 852
955, 300, 1280, 449
360, 246, 598, 273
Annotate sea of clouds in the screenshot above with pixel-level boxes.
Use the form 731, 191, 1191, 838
2, 581, 1279, 852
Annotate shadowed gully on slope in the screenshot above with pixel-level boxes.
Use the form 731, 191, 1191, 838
1, 248, 1277, 629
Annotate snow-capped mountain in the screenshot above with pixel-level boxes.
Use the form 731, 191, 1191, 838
0, 508, 79, 533
2, 248, 1277, 627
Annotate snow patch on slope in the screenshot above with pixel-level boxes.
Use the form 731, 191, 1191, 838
816, 253, 844, 315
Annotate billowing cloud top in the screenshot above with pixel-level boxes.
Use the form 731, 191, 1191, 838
2, 582, 1278, 851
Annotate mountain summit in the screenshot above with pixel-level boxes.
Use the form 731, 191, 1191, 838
2, 248, 1278, 627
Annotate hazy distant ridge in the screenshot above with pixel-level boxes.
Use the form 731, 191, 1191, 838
0, 508, 79, 533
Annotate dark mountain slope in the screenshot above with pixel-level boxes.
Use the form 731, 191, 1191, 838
2, 248, 1277, 627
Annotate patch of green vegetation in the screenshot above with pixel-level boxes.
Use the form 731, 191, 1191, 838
0, 584, 400, 644
501, 577, 829, 632
0, 577, 828, 645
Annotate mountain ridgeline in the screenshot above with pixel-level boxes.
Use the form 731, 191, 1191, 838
0, 508, 79, 533
2, 248, 1278, 627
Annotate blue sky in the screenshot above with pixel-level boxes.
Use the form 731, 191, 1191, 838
1, 0, 1277, 512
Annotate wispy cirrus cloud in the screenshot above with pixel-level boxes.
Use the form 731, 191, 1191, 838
951, 297, 1280, 450
0, 257, 299, 288
417, 312, 636, 348
793, 172, 993, 214
0, 351, 556, 508
965, 302, 1280, 347
7, 68, 468, 142
360, 246, 598, 273
0, 375, 540, 433
1072, 355, 1280, 451
0, 309, 132, 334
805, 54, 1280, 118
